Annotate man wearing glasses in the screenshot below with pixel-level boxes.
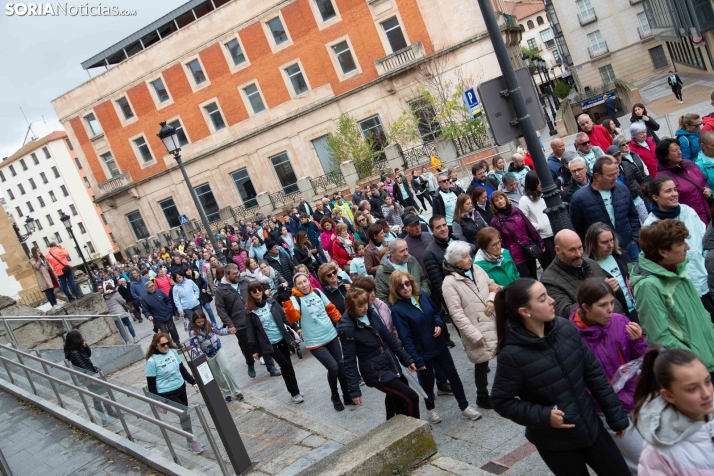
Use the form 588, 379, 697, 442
432, 174, 459, 232
561, 157, 592, 204
577, 113, 612, 151
574, 131, 604, 172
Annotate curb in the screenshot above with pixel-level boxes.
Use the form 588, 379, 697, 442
0, 378, 199, 476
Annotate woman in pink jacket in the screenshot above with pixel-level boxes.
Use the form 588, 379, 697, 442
320, 217, 338, 257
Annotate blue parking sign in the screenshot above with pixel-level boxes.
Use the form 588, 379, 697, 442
462, 88, 481, 118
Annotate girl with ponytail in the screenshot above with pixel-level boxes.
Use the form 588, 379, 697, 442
491, 279, 630, 476
634, 346, 714, 474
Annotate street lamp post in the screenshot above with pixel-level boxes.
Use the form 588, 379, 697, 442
59, 212, 91, 278
523, 55, 557, 136
536, 58, 559, 124
17, 216, 37, 256
478, 0, 572, 233
157, 122, 226, 263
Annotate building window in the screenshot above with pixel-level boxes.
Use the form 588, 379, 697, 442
194, 183, 221, 222
599, 64, 616, 84
116, 96, 134, 120
100, 152, 121, 177
527, 20, 534, 29
52, 166, 60, 178
588, 30, 607, 55
267, 17, 288, 45
35, 220, 42, 230
381, 17, 408, 52
18, 183, 25, 195
540, 28, 555, 49
49, 191, 57, 202
244, 84, 266, 114
70, 204, 78, 216
9, 165, 16, 176
38, 196, 45, 207
6, 189, 14, 200
126, 210, 150, 239
31, 153, 39, 165
42, 147, 50, 159
638, 12, 651, 35
78, 222, 86, 234
576, 0, 596, 20
66, 138, 73, 150
151, 78, 170, 102
54, 231, 63, 243
29, 178, 36, 190
84, 112, 102, 136
186, 59, 207, 85
159, 197, 182, 228
61, 185, 69, 197
15, 206, 23, 217
109, 232, 116, 243
225, 38, 246, 66
527, 38, 538, 50
332, 41, 357, 74
86, 241, 95, 253
20, 159, 27, 171
667, 37, 706, 70
43, 236, 50, 247
134, 137, 154, 163
269, 152, 299, 194
84, 177, 91, 188
230, 168, 258, 208
315, 0, 336, 21
0, 171, 4, 182
74, 157, 82, 169
40, 172, 47, 184
168, 120, 189, 146
285, 64, 309, 95
26, 201, 34, 212
358, 115, 388, 152
537, 16, 544, 25
46, 214, 54, 225
409, 99, 442, 143
205, 103, 226, 131
101, 213, 107, 224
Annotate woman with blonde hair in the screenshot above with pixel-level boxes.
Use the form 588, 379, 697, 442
676, 112, 702, 160
389, 270, 481, 424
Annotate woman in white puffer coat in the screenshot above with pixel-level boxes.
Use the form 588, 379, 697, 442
441, 241, 502, 410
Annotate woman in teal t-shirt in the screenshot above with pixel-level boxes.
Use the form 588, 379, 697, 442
145, 333, 203, 455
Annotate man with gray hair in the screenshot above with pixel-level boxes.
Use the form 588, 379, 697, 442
561, 156, 592, 203
574, 131, 604, 172
577, 113, 612, 150
500, 173, 524, 207
374, 238, 429, 306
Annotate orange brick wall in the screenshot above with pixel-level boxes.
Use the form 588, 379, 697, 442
68, 0, 434, 185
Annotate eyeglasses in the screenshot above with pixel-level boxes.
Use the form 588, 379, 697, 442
577, 141, 591, 146
691, 123, 702, 127
397, 281, 412, 291
250, 288, 263, 293
357, 219, 366, 223
326, 271, 337, 278
571, 167, 586, 174
158, 342, 170, 348
489, 239, 502, 249
439, 179, 452, 183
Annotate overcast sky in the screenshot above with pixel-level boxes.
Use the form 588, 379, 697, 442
0, 1, 186, 159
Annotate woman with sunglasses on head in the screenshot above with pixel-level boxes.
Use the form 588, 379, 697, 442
283, 272, 350, 411
145, 332, 203, 455
318, 262, 350, 315
245, 281, 304, 404
389, 270, 482, 424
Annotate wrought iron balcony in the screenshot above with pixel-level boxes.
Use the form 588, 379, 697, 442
310, 171, 345, 195
97, 172, 131, 194
588, 42, 609, 59
269, 188, 301, 210
638, 27, 653, 40
578, 9, 597, 25
375, 42, 425, 75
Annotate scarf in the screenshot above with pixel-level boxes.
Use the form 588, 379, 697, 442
650, 203, 681, 220
338, 235, 354, 256
496, 202, 513, 216
481, 250, 503, 264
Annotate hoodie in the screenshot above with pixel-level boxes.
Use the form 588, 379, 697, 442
636, 396, 714, 474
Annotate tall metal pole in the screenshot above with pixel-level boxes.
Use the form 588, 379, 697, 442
477, 0, 572, 233
69, 228, 91, 278
173, 153, 226, 263
539, 65, 559, 124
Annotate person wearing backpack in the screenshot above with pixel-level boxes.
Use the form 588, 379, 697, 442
282, 272, 349, 411
46, 242, 82, 301
675, 113, 702, 161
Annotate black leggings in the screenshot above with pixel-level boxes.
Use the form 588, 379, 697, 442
516, 259, 538, 279
672, 86, 683, 101
415, 192, 432, 210
418, 346, 468, 411
156, 320, 181, 347
377, 375, 420, 420
537, 426, 629, 476
157, 385, 193, 442
269, 340, 301, 396
310, 338, 349, 398
701, 293, 714, 323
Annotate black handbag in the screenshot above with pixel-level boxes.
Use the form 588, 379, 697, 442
497, 217, 543, 260
49, 250, 72, 276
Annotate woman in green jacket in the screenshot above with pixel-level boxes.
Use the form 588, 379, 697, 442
630, 219, 714, 372
473, 227, 520, 287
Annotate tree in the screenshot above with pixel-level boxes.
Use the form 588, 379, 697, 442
554, 81, 571, 100
326, 114, 375, 172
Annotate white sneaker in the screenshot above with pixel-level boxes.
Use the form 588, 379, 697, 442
291, 394, 304, 404
258, 357, 265, 365
426, 409, 442, 424
133, 337, 140, 344
188, 440, 203, 454
461, 405, 482, 421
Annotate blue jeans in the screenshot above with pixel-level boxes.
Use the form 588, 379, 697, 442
627, 243, 640, 262
115, 317, 136, 342
202, 302, 217, 327
58, 273, 82, 300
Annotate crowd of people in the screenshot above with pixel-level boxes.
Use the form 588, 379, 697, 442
48, 103, 714, 472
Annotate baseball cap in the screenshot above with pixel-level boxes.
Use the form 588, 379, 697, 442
606, 145, 621, 156
403, 214, 420, 226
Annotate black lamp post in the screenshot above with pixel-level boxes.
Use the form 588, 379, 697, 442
157, 122, 226, 263
535, 57, 559, 123
17, 216, 37, 256
59, 211, 91, 278
479, 0, 571, 233
523, 55, 557, 136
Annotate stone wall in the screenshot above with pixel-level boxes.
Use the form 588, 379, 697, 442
0, 294, 124, 349
0, 210, 37, 299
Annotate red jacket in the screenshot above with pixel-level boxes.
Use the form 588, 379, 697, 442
586, 124, 613, 151
154, 275, 172, 296
331, 236, 354, 267
45, 246, 71, 277
701, 112, 714, 134
629, 137, 658, 177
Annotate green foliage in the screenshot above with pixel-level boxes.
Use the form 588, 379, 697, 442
554, 81, 571, 100
326, 114, 376, 172
385, 109, 420, 146
521, 45, 539, 59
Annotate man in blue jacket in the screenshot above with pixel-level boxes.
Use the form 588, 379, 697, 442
547, 138, 566, 182
129, 268, 149, 302
569, 156, 641, 261
141, 281, 180, 345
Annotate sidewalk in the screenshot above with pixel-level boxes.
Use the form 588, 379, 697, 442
0, 389, 159, 476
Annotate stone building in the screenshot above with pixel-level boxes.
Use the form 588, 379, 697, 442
52, 0, 523, 253
0, 209, 35, 300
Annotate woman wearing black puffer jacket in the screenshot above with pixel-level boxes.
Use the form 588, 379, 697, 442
491, 278, 630, 476
337, 288, 419, 420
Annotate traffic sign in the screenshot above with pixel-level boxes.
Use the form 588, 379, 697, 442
477, 67, 546, 145
462, 88, 482, 119
178, 214, 189, 225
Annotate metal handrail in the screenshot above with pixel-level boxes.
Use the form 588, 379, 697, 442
1, 314, 129, 347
